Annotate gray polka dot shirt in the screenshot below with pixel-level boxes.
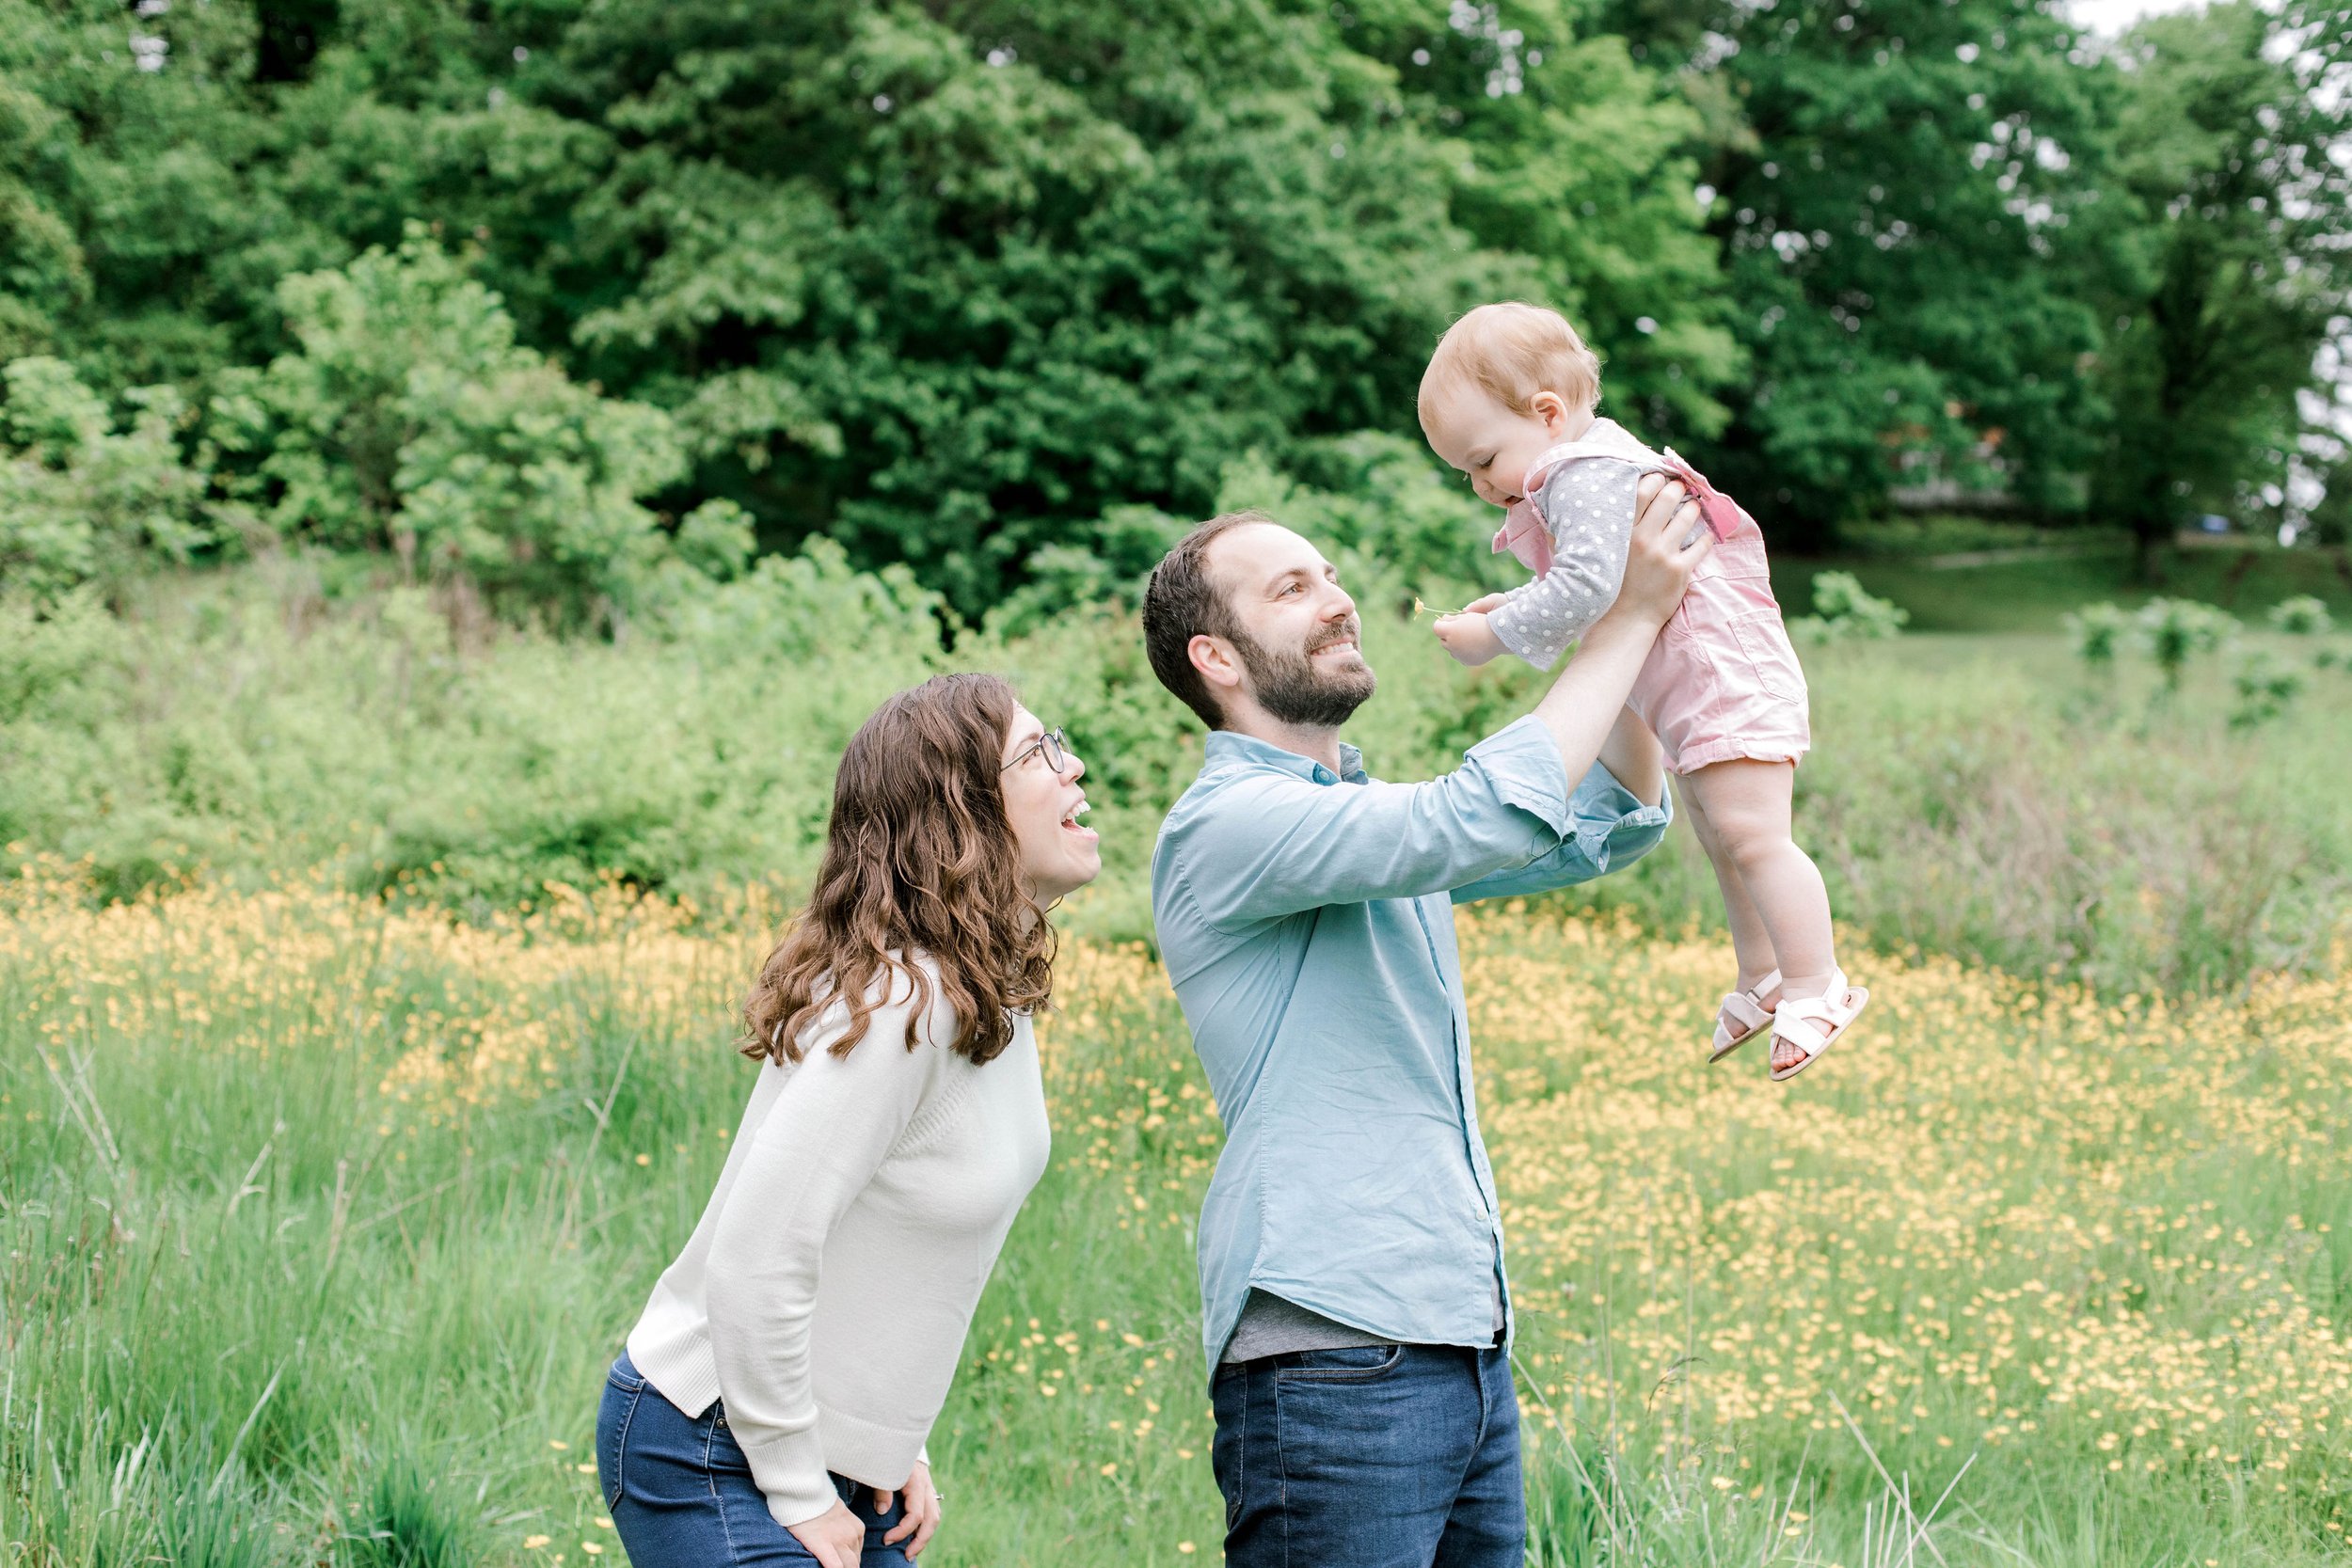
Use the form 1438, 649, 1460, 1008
1486, 457, 1645, 672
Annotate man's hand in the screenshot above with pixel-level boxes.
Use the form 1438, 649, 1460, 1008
1523, 478, 1706, 785
1611, 474, 1710, 627
878, 1462, 943, 1557
1434, 601, 1509, 667
787, 1498, 866, 1568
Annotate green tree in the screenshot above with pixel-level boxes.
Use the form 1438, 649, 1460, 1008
2093, 1, 2352, 573
0, 356, 210, 600
1609, 0, 2123, 542
211, 228, 687, 623
0, 1, 312, 386
285, 0, 1738, 614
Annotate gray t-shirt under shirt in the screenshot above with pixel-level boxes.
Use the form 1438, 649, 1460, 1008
1219, 1281, 1507, 1364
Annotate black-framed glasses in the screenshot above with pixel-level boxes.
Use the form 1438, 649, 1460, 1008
1002, 726, 1073, 775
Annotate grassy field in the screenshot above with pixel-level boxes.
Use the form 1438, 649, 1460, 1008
6, 543, 2351, 1565
6, 872, 2350, 1566
1772, 534, 2352, 635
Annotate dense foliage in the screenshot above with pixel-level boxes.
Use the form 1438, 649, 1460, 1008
2094, 1, 2352, 563
7, 553, 2344, 992
1, 0, 2345, 614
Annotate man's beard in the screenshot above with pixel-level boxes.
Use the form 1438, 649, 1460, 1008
1232, 618, 1377, 729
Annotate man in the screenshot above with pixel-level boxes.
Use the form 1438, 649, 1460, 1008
1142, 480, 1708, 1566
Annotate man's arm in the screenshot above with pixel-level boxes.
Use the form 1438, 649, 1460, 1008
1450, 755, 1672, 906
1168, 725, 1581, 929
1521, 474, 1706, 784
1169, 486, 1708, 930
1596, 704, 1664, 816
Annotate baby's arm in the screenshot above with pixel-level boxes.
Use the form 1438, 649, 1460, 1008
1486, 458, 1644, 671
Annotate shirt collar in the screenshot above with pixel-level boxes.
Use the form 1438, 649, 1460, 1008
1204, 728, 1366, 786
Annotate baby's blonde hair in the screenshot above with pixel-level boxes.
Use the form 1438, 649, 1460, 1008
1419, 302, 1602, 428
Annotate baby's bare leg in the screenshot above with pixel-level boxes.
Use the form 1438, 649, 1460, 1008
1677, 775, 1780, 994
1680, 759, 1836, 1072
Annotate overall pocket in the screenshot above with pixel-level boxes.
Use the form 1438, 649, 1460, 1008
1726, 605, 1805, 705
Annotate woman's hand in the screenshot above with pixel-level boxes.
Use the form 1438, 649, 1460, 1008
878, 1462, 943, 1557
1609, 474, 1710, 628
787, 1498, 867, 1568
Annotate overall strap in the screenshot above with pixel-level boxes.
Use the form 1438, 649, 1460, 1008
1523, 436, 1654, 483
1656, 447, 1749, 543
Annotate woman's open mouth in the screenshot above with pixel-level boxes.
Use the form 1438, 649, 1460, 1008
1060, 799, 1097, 841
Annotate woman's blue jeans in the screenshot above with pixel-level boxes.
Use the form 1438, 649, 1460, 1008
597, 1350, 914, 1567
1212, 1341, 1525, 1568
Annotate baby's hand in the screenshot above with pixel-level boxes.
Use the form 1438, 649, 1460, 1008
1435, 609, 1507, 667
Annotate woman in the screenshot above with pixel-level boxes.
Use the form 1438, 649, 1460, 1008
597, 673, 1101, 1567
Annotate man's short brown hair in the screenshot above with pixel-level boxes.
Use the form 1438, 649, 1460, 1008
1141, 511, 1267, 730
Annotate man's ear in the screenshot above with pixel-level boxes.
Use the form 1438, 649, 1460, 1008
1188, 633, 1243, 695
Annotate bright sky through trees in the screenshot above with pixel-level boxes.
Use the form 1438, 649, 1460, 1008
2070, 0, 2206, 33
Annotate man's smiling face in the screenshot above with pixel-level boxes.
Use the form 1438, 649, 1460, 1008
1201, 521, 1376, 728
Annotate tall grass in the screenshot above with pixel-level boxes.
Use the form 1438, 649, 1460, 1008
5, 879, 2349, 1565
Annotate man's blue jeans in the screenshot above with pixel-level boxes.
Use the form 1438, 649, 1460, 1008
1212, 1341, 1525, 1568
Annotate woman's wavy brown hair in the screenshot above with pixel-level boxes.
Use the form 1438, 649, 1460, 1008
741, 673, 1056, 1068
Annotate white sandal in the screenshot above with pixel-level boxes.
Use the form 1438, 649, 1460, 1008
1768, 968, 1868, 1082
1709, 971, 1783, 1062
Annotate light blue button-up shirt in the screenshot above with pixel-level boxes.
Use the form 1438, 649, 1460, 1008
1150, 716, 1672, 1369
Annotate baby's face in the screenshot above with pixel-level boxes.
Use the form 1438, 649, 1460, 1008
1422, 383, 1580, 510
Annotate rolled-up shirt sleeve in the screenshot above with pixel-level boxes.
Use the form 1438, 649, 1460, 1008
1168, 716, 1579, 929
1451, 764, 1673, 904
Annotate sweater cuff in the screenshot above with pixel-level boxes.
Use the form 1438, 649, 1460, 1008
740, 1428, 838, 1529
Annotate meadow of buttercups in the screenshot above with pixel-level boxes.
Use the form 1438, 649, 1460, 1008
4, 866, 2349, 1566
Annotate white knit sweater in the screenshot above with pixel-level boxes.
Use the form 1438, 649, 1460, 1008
625, 960, 1051, 1528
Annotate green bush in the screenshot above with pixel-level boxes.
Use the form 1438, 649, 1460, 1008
2136, 596, 2241, 691
0, 356, 211, 600
3, 558, 2344, 996
209, 228, 689, 627
1787, 570, 1909, 645
2229, 646, 2307, 729
2269, 594, 2333, 636
2065, 600, 2134, 664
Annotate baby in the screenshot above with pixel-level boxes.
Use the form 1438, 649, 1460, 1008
1418, 302, 1866, 1080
